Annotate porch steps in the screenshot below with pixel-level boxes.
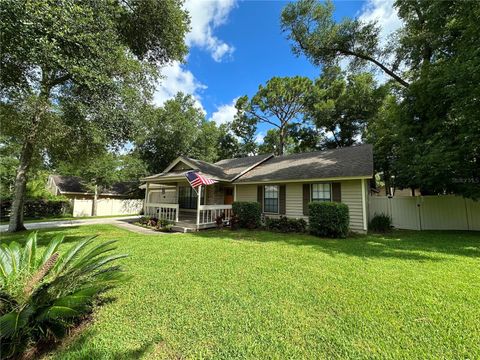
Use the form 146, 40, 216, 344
171, 224, 196, 233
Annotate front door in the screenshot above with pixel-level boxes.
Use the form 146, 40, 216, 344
224, 187, 234, 205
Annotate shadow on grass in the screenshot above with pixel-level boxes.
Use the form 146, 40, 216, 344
0, 227, 95, 246
193, 229, 480, 261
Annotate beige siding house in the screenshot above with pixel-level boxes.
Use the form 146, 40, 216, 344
141, 145, 373, 232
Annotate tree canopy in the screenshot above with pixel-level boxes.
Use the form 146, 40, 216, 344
232, 76, 313, 155
0, 0, 190, 231
282, 0, 480, 198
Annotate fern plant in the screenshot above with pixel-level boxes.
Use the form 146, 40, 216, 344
0, 233, 128, 359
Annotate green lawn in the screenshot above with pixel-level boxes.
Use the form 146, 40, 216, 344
0, 214, 136, 225
1, 226, 479, 359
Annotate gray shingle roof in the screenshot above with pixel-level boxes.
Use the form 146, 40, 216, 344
234, 145, 373, 182
52, 175, 138, 196
143, 145, 373, 183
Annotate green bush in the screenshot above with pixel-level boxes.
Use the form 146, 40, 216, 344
0, 233, 128, 359
232, 201, 262, 229
0, 199, 71, 221
369, 213, 392, 232
265, 216, 307, 233
309, 202, 350, 238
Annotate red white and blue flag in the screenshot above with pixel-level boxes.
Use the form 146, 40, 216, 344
185, 171, 217, 189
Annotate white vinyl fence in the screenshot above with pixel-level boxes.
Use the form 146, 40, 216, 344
72, 198, 143, 217
369, 195, 480, 231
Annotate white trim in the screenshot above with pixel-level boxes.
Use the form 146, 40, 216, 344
234, 175, 372, 185
196, 185, 202, 226
310, 182, 332, 202
230, 154, 274, 181
162, 156, 198, 174
361, 178, 367, 231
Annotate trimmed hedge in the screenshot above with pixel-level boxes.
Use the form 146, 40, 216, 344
232, 201, 262, 229
309, 202, 349, 238
0, 199, 71, 221
369, 213, 392, 232
265, 216, 307, 233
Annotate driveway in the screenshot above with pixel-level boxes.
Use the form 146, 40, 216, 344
0, 215, 142, 233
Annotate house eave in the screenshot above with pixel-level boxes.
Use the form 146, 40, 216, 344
232, 175, 373, 185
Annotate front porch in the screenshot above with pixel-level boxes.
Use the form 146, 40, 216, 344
144, 181, 234, 232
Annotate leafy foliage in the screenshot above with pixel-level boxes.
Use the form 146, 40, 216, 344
369, 213, 392, 233
282, 0, 480, 199
0, 233, 128, 358
308, 202, 349, 238
0, 199, 71, 221
232, 202, 262, 229
265, 216, 307, 233
305, 66, 385, 148
0, 0, 189, 231
137, 93, 228, 173
233, 77, 313, 155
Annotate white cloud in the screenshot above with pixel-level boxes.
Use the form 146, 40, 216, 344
208, 97, 238, 125
184, 0, 236, 62
358, 0, 403, 83
359, 0, 402, 44
255, 132, 265, 144
153, 62, 207, 113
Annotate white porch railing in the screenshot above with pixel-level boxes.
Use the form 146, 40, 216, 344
145, 203, 179, 222
198, 204, 233, 226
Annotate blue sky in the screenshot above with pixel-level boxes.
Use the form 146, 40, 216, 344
154, 0, 401, 143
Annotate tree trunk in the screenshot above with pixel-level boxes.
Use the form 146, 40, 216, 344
8, 142, 35, 231
8, 87, 50, 232
278, 127, 285, 155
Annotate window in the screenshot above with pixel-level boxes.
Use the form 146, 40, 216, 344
178, 186, 205, 209
264, 185, 279, 213
312, 183, 331, 202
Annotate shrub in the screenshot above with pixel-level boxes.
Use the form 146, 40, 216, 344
309, 202, 349, 238
265, 216, 307, 233
0, 233, 128, 359
0, 199, 71, 221
215, 213, 226, 229
369, 213, 392, 232
229, 214, 240, 230
232, 202, 262, 229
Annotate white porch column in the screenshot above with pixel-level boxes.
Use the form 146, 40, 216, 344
144, 182, 149, 214
361, 178, 367, 231
196, 185, 202, 226
233, 185, 237, 201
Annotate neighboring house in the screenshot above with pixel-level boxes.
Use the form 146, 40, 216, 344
141, 144, 373, 233
47, 175, 143, 217
47, 175, 140, 200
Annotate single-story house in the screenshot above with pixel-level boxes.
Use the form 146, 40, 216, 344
47, 175, 141, 200
141, 144, 373, 233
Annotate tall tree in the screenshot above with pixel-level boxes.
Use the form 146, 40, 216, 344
282, 0, 480, 198
0, 0, 189, 231
137, 93, 224, 173
305, 66, 384, 148
281, 0, 409, 87
232, 76, 313, 155
216, 124, 242, 160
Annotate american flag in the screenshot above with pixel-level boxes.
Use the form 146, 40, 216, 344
185, 171, 217, 189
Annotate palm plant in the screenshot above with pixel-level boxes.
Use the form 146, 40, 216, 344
0, 233, 128, 359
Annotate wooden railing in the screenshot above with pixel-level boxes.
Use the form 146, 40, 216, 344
145, 203, 179, 222
198, 204, 233, 226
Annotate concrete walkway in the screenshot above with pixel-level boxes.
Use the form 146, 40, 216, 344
0, 215, 142, 233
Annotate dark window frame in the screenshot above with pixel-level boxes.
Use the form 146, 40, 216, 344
263, 185, 279, 214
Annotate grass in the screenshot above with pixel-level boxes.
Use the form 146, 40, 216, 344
1, 226, 479, 359
0, 213, 137, 225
